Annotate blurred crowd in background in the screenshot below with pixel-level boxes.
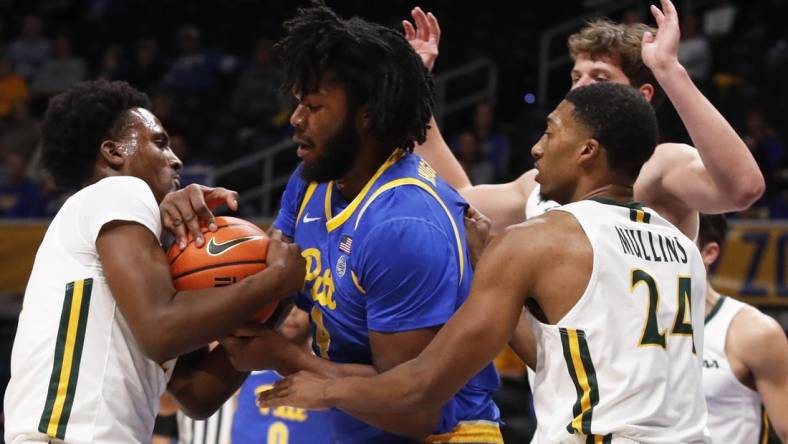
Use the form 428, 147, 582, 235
0, 0, 786, 219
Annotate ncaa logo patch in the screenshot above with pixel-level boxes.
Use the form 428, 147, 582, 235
336, 255, 347, 278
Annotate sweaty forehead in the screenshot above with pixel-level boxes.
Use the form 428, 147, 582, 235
129, 108, 161, 130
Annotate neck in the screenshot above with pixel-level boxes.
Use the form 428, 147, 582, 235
704, 280, 721, 316
574, 182, 635, 203
335, 142, 393, 200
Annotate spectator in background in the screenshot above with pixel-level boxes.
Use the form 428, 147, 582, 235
703, 0, 737, 37
6, 15, 50, 80
126, 38, 166, 93
0, 56, 28, 118
230, 38, 288, 131
0, 100, 39, 163
159, 25, 235, 97
0, 148, 44, 218
678, 14, 711, 84
744, 108, 787, 216
452, 101, 511, 181
456, 132, 494, 184
95, 44, 126, 81
31, 35, 87, 97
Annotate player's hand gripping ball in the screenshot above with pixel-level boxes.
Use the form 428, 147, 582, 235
167, 216, 276, 322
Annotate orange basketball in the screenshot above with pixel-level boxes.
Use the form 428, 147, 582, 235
166, 216, 277, 323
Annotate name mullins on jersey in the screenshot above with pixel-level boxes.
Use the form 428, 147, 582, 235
614, 226, 688, 264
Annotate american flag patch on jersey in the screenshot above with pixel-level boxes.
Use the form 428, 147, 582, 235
339, 235, 353, 254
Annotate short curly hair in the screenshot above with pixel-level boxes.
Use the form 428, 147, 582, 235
41, 80, 152, 189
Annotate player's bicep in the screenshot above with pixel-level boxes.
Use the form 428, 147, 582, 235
369, 327, 440, 373
96, 221, 175, 343
639, 144, 729, 214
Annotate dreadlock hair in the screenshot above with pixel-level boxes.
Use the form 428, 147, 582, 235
41, 80, 151, 189
276, 2, 434, 155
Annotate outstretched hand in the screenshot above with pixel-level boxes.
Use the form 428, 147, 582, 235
641, 0, 681, 73
257, 370, 332, 410
403, 6, 441, 72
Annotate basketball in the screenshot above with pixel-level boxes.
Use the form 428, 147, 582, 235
166, 216, 277, 323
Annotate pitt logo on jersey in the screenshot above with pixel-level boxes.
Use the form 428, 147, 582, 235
302, 248, 337, 310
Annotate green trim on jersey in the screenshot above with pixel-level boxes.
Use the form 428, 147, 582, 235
588, 197, 650, 223
39, 278, 94, 439
704, 296, 727, 325
560, 328, 602, 437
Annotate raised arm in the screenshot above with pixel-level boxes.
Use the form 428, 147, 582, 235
405, 8, 535, 233
636, 0, 764, 218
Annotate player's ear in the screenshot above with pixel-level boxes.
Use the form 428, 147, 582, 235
99, 140, 126, 168
578, 138, 600, 164
700, 242, 720, 268
639, 83, 655, 102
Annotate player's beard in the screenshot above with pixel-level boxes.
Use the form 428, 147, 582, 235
300, 114, 361, 183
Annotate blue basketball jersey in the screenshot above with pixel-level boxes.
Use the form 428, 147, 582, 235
273, 151, 501, 444
231, 370, 334, 444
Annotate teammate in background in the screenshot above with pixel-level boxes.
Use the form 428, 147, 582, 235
231, 307, 334, 444
3, 80, 305, 444
405, 0, 763, 239
697, 214, 788, 443
219, 4, 503, 443
261, 81, 710, 443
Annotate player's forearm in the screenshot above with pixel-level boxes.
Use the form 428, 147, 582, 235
285, 350, 379, 378
654, 63, 764, 208
167, 346, 248, 419
151, 268, 295, 361
341, 406, 438, 440
415, 116, 473, 191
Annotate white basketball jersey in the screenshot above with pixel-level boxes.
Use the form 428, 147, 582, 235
4, 176, 176, 444
525, 184, 560, 220
528, 199, 709, 444
702, 296, 768, 444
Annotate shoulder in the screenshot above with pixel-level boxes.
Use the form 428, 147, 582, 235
357, 181, 461, 229
728, 304, 787, 366
496, 210, 585, 259
90, 175, 155, 197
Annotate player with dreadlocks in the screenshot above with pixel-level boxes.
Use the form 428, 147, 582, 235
219, 2, 503, 443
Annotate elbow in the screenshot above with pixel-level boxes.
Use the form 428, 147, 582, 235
731, 174, 765, 210
136, 320, 181, 363
177, 404, 217, 421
